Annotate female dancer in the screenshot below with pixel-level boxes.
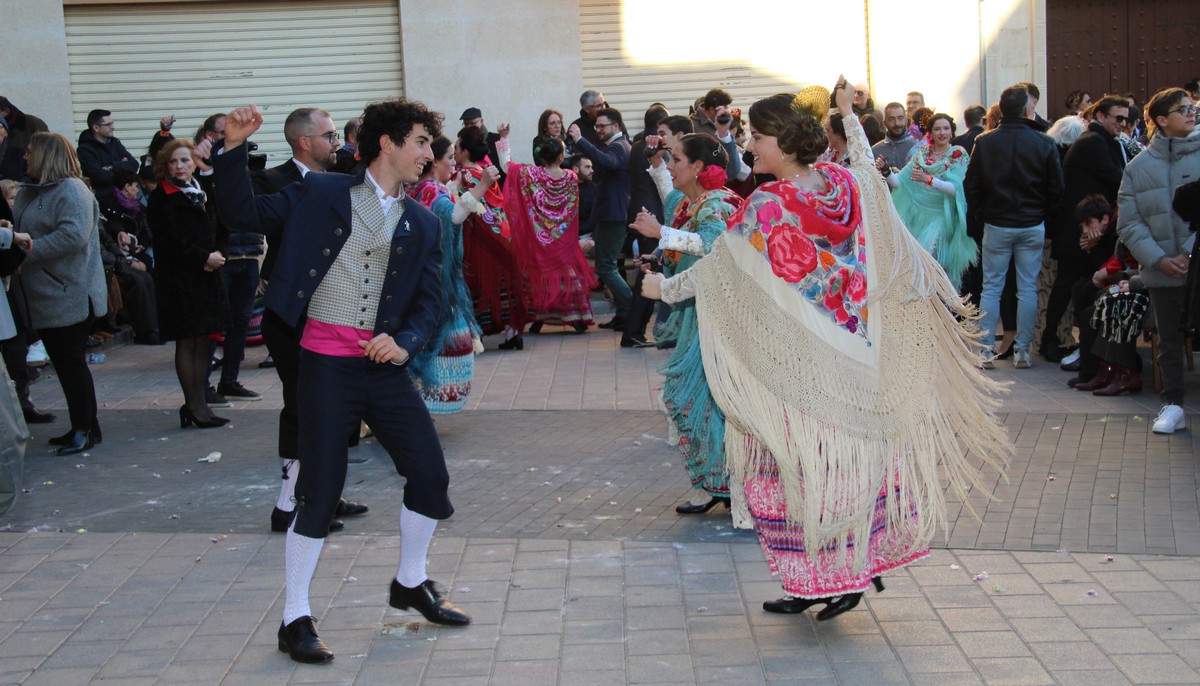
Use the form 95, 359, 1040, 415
643, 81, 1008, 620
499, 135, 595, 332
630, 133, 740, 514
407, 136, 487, 412
148, 139, 230, 428
454, 126, 529, 350
888, 113, 976, 290
11, 133, 107, 454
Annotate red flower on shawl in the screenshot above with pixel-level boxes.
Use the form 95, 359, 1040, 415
824, 279, 850, 324
755, 201, 783, 235
950, 148, 963, 160
766, 224, 817, 283
846, 270, 867, 304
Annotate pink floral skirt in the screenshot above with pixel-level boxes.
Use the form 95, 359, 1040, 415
744, 452, 928, 598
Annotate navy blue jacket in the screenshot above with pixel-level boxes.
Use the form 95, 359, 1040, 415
211, 144, 442, 361
575, 134, 631, 223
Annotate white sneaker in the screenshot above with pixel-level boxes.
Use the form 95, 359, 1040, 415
1152, 404, 1186, 434
26, 341, 49, 367
979, 349, 995, 370
1060, 349, 1081, 366
1013, 349, 1032, 369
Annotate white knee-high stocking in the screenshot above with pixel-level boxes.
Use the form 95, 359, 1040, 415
283, 529, 324, 625
395, 504, 437, 588
276, 459, 298, 512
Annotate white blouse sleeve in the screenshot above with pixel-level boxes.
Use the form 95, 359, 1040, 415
660, 269, 698, 304
658, 226, 705, 256
649, 162, 673, 204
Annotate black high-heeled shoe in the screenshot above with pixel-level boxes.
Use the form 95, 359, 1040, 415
528, 322, 543, 334
816, 577, 885, 621
497, 335, 524, 351
179, 405, 230, 429
56, 430, 94, 456
571, 322, 589, 333
763, 596, 828, 614
675, 495, 731, 514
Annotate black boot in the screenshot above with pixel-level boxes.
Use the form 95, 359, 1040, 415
16, 379, 55, 424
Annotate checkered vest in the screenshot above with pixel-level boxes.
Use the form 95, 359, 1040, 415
307, 183, 403, 329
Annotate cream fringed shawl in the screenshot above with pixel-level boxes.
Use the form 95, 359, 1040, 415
675, 114, 1011, 572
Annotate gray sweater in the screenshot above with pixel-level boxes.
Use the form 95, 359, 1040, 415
11, 177, 108, 328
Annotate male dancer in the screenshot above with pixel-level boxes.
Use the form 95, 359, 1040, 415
212, 99, 469, 664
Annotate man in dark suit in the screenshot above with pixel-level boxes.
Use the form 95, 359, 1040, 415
333, 117, 362, 174
953, 104, 987, 155
569, 107, 633, 329
1041, 95, 1130, 360
458, 107, 505, 185
622, 104, 670, 346
214, 99, 470, 664
250, 108, 367, 536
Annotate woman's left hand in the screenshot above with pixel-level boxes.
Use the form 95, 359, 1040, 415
833, 75, 854, 116
910, 166, 929, 184
641, 272, 665, 300
629, 208, 662, 239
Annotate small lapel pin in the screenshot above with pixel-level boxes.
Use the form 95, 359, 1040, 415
403, 220, 411, 232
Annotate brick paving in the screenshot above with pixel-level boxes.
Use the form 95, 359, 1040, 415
4, 331, 1200, 684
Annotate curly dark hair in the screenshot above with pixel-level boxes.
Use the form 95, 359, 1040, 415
356, 98, 443, 166
748, 93, 828, 165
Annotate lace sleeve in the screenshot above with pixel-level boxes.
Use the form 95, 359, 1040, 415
842, 113, 876, 174
659, 226, 705, 255
660, 269, 697, 304
649, 163, 673, 203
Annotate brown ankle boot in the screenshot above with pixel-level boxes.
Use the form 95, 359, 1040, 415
1093, 366, 1143, 396
1075, 363, 1114, 391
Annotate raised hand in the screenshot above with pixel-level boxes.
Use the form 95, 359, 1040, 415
224, 105, 263, 149
833, 75, 853, 116
629, 208, 662, 239
479, 165, 501, 187
497, 122, 511, 139
193, 138, 214, 161
160, 114, 176, 131
567, 123, 582, 142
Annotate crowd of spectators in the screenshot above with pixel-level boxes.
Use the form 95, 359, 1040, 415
1, 71, 1198, 458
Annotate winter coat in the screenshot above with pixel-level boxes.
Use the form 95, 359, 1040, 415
1054, 122, 1125, 264
10, 177, 108, 329
1115, 132, 1200, 288
963, 117, 1064, 229
76, 130, 139, 194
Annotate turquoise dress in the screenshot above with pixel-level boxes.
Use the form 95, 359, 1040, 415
890, 144, 976, 290
656, 188, 740, 498
406, 180, 482, 413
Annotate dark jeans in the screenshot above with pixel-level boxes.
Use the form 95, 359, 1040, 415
39, 313, 97, 432
219, 258, 260, 386
293, 351, 452, 538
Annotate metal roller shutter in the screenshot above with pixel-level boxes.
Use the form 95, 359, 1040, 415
64, 0, 403, 164
580, 0, 867, 121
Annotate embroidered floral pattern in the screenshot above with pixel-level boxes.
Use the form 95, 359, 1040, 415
728, 164, 869, 338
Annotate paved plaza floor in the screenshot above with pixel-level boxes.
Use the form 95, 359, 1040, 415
3, 330, 1200, 684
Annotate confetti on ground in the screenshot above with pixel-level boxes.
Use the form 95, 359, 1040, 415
209, 535, 228, 543
75, 529, 86, 534
950, 564, 961, 570
609, 501, 618, 506
1047, 476, 1055, 481
555, 497, 562, 503
542, 482, 551, 486
1104, 555, 1114, 562
182, 469, 191, 474
458, 587, 470, 593
344, 576, 357, 583
1056, 549, 1069, 555
697, 606, 708, 612
993, 585, 1004, 593
75, 464, 84, 469
381, 621, 423, 636
634, 508, 642, 513
170, 514, 180, 519
633, 441, 642, 446
152, 473, 161, 479
42, 481, 54, 486
1086, 589, 1098, 597
1109, 493, 1118, 499
527, 467, 538, 472
198, 452, 222, 463
973, 572, 989, 581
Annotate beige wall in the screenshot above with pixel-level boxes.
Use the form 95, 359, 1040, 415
868, 0, 1048, 123
0, 0, 74, 135
398, 0, 583, 164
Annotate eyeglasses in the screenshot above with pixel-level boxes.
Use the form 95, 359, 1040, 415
594, 121, 614, 131
1168, 105, 1199, 116
1112, 115, 1129, 123
854, 90, 865, 96
97, 121, 115, 128
308, 131, 340, 144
